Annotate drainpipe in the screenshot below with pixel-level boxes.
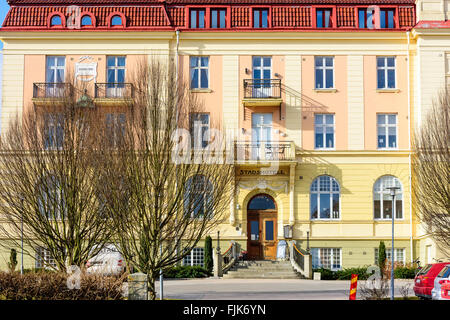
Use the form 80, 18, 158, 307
406, 31, 414, 263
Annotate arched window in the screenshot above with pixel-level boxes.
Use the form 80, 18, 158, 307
248, 194, 276, 210
50, 15, 63, 27
184, 175, 213, 219
111, 15, 123, 26
310, 175, 340, 220
373, 175, 403, 220
37, 176, 65, 220
81, 15, 93, 27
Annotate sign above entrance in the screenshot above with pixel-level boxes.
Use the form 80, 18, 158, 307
238, 168, 286, 176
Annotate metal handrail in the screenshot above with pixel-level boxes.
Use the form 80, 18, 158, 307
292, 242, 306, 271
94, 83, 134, 99
33, 82, 74, 99
222, 241, 240, 274
235, 141, 295, 161
243, 79, 282, 99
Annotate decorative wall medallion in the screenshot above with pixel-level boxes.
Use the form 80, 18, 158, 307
75, 56, 97, 82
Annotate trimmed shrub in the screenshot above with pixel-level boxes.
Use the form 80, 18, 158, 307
0, 271, 126, 300
204, 236, 213, 274
163, 265, 210, 279
313, 265, 415, 280
394, 266, 416, 279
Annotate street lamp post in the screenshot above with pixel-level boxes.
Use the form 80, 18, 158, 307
386, 186, 400, 301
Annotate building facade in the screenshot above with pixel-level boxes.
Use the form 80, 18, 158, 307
0, 0, 447, 271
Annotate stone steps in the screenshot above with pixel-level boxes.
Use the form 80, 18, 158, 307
223, 260, 304, 279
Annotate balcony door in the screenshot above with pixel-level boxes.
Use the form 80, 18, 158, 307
252, 113, 272, 160
46, 56, 65, 97
252, 56, 271, 98
106, 56, 126, 98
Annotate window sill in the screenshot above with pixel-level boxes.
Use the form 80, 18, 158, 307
376, 89, 400, 93
377, 148, 398, 151
191, 89, 213, 93
314, 89, 337, 93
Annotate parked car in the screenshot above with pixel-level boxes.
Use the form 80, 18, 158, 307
86, 244, 125, 276
414, 262, 449, 299
431, 264, 450, 300
441, 282, 450, 300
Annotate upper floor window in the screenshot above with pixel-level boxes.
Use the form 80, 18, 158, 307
380, 9, 395, 29
190, 9, 206, 28
211, 9, 227, 28
184, 175, 213, 219
373, 175, 403, 220
315, 56, 334, 89
46, 56, 65, 98
253, 9, 269, 28
37, 175, 65, 220
50, 15, 63, 27
81, 15, 93, 27
358, 8, 374, 29
105, 113, 126, 148
377, 57, 396, 89
44, 113, 64, 150
310, 175, 340, 220
315, 114, 335, 149
190, 113, 210, 149
190, 56, 209, 89
111, 15, 123, 26
377, 114, 397, 149
316, 9, 333, 28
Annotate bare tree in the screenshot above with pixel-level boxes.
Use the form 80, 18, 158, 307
412, 90, 450, 258
97, 58, 235, 299
0, 80, 113, 271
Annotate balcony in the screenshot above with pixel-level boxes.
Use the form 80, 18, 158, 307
32, 83, 74, 106
235, 141, 295, 162
94, 83, 134, 106
243, 79, 282, 107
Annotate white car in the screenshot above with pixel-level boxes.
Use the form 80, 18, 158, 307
86, 244, 125, 276
431, 264, 450, 300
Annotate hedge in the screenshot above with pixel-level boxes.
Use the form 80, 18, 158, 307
163, 265, 211, 279
0, 271, 126, 300
313, 266, 417, 280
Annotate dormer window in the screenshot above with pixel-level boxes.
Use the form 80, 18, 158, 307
316, 8, 333, 28
380, 9, 395, 29
253, 9, 269, 28
111, 15, 123, 26
50, 15, 63, 27
211, 9, 226, 28
81, 15, 93, 27
190, 9, 206, 28
358, 8, 375, 29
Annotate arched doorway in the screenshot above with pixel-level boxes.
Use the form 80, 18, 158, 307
247, 194, 277, 260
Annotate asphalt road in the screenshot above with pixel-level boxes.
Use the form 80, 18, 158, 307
155, 278, 415, 300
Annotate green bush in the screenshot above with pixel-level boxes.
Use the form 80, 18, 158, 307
394, 266, 416, 279
336, 267, 370, 280
163, 265, 210, 279
204, 236, 213, 274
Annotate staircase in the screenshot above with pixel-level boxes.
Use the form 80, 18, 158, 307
222, 260, 304, 279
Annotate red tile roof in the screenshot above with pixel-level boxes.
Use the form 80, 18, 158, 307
2, 1, 416, 30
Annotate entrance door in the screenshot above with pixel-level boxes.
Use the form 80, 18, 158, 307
246, 194, 277, 260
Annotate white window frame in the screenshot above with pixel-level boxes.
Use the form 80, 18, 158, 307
311, 248, 342, 271
310, 175, 341, 220
314, 114, 335, 150
183, 247, 205, 267
315, 56, 334, 89
190, 56, 209, 89
377, 114, 398, 150
373, 175, 403, 220
190, 113, 210, 149
35, 247, 57, 270
374, 248, 405, 265
44, 113, 64, 150
106, 56, 126, 98
377, 56, 396, 89
105, 113, 126, 148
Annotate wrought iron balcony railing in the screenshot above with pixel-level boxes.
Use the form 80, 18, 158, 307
94, 83, 134, 99
243, 79, 282, 99
33, 83, 74, 99
235, 141, 295, 161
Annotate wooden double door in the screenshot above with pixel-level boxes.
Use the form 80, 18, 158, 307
247, 210, 277, 260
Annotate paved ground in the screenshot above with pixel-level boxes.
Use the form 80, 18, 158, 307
155, 278, 415, 300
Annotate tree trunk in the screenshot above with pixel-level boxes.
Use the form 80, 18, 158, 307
147, 276, 156, 300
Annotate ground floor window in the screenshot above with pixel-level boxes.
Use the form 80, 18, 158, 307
35, 247, 57, 269
374, 248, 405, 265
311, 248, 341, 270
182, 247, 204, 267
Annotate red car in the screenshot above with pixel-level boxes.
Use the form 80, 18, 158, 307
414, 262, 450, 299
441, 283, 450, 300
